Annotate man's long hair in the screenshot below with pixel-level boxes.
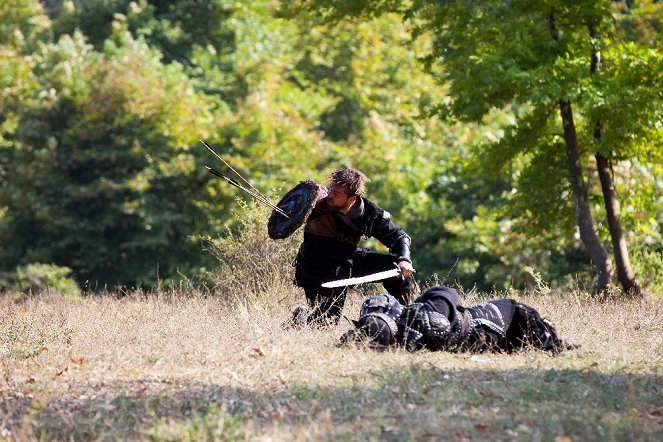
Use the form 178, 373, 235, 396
329, 168, 368, 197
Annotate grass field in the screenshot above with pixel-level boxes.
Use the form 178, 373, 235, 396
1, 287, 662, 441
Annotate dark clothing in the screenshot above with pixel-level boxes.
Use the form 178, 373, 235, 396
405, 286, 562, 353
300, 197, 411, 263
295, 197, 413, 325
343, 286, 565, 354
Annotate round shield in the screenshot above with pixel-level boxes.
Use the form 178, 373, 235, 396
268, 180, 320, 239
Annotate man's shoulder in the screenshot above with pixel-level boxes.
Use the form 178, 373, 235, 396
360, 197, 384, 216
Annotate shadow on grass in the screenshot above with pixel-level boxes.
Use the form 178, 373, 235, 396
2, 363, 662, 441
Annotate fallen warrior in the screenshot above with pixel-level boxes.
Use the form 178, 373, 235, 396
340, 285, 566, 354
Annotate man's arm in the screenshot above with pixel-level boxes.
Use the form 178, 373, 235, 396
390, 234, 415, 277
366, 203, 415, 277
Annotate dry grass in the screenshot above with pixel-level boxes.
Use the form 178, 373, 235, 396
1, 287, 662, 441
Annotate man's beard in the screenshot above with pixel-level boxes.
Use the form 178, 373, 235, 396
327, 199, 350, 212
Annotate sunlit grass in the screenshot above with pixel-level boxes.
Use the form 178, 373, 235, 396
1, 286, 662, 441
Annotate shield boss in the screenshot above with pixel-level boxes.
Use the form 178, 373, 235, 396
268, 180, 320, 239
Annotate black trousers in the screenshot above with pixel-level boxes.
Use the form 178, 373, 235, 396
295, 249, 412, 325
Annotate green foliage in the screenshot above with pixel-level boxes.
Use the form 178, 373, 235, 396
0, 0, 51, 49
0, 30, 218, 288
583, 41, 663, 161
0, 1, 49, 185
8, 262, 81, 298
147, 407, 246, 442
613, 0, 663, 44
206, 9, 455, 229
280, 13, 457, 227
278, 0, 405, 22
286, 0, 662, 293
51, 0, 242, 108
632, 245, 663, 296
52, 0, 235, 64
414, 160, 590, 291
404, 0, 662, 290
1, 0, 661, 293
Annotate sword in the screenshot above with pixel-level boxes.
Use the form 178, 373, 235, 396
321, 265, 402, 288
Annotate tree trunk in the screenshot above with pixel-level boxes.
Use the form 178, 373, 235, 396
549, 12, 614, 294
559, 100, 615, 294
588, 23, 642, 297
595, 154, 643, 296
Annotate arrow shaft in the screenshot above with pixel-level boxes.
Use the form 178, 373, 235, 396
201, 140, 271, 202
206, 166, 289, 218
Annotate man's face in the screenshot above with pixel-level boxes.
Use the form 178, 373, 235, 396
326, 183, 356, 212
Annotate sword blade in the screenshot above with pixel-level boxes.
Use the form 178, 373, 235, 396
321, 268, 401, 288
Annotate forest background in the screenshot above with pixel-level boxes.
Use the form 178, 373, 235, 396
1, 0, 662, 297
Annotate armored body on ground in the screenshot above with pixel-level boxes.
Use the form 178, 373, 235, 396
341, 285, 565, 354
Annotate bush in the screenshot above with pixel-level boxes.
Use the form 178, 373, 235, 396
203, 200, 302, 306
7, 263, 81, 299
632, 246, 663, 297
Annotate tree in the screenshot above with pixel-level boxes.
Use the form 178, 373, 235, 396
50, 0, 240, 102
0, 30, 218, 287
284, 0, 663, 295
51, 0, 235, 65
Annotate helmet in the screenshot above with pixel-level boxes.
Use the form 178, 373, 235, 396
353, 313, 399, 348
339, 294, 404, 349
359, 294, 404, 320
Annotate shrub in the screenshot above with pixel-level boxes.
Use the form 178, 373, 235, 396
632, 246, 663, 297
203, 200, 302, 306
8, 263, 81, 299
